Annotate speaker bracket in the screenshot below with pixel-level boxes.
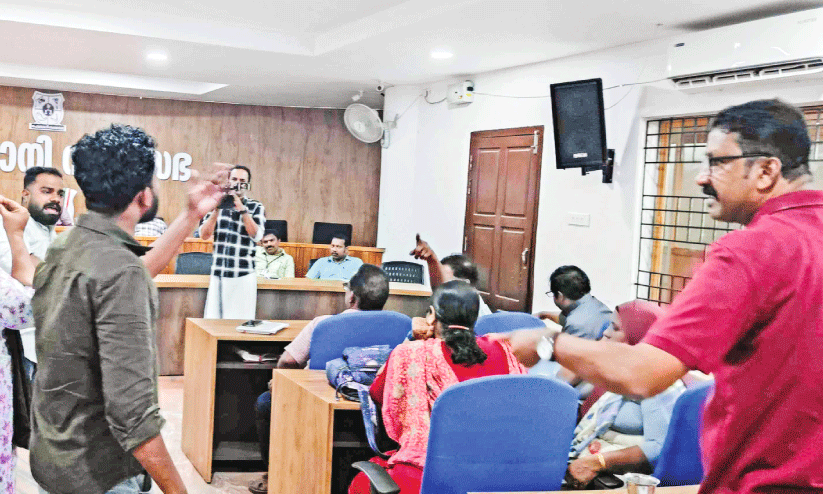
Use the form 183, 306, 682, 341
580, 149, 615, 184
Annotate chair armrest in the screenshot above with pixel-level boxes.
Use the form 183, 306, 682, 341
352, 461, 400, 494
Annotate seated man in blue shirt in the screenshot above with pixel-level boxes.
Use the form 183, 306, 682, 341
535, 265, 612, 340
305, 233, 363, 281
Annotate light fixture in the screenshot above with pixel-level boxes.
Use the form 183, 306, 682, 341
146, 52, 168, 63
351, 90, 364, 102
0, 62, 226, 95
431, 50, 453, 60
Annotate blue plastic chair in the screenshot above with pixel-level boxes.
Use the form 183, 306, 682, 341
473, 311, 546, 336
354, 375, 577, 494
174, 252, 212, 275
308, 311, 411, 370
653, 380, 713, 486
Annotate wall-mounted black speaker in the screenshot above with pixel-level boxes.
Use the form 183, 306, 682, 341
550, 78, 607, 170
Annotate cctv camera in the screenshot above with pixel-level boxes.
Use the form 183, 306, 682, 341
376, 83, 385, 92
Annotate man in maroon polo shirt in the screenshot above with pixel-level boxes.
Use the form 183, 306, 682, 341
498, 99, 823, 493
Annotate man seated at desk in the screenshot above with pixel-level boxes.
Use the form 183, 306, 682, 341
255, 230, 294, 279
248, 264, 389, 494
134, 216, 168, 237
305, 233, 363, 281
535, 265, 612, 340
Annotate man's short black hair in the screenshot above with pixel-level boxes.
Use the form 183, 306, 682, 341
231, 165, 252, 182
263, 230, 280, 240
331, 233, 349, 248
24, 166, 63, 189
441, 254, 479, 286
711, 99, 812, 181
348, 264, 389, 311
550, 265, 591, 301
72, 124, 156, 214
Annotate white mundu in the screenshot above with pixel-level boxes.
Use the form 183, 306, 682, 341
204, 273, 257, 319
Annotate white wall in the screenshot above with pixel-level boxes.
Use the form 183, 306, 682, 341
377, 36, 823, 312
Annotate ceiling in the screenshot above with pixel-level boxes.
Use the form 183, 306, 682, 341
0, 0, 820, 108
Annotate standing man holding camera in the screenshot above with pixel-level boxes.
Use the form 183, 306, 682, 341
200, 165, 265, 319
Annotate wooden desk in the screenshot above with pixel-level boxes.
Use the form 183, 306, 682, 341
55, 229, 386, 276
269, 369, 363, 494
156, 275, 430, 375
181, 318, 310, 483
471, 487, 700, 494
140, 237, 384, 276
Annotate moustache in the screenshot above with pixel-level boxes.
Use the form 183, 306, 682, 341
702, 184, 718, 199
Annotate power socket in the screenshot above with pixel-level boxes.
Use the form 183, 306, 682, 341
566, 212, 590, 227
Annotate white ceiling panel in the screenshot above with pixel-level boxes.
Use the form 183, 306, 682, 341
0, 0, 818, 108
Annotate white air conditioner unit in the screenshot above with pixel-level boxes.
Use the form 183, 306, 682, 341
667, 8, 823, 92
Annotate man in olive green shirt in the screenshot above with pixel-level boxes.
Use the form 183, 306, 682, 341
255, 230, 294, 279
30, 124, 225, 494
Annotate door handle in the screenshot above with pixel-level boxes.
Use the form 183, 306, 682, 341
521, 248, 529, 266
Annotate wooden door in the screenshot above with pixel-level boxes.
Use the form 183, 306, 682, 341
464, 127, 543, 312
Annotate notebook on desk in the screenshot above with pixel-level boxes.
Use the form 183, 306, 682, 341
235, 320, 289, 335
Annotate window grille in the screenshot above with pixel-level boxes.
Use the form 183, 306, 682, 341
636, 109, 823, 304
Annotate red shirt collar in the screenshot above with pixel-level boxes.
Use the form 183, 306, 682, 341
750, 190, 823, 223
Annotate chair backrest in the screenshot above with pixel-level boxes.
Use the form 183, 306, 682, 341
312, 222, 353, 245
420, 375, 578, 494
174, 252, 213, 275
381, 261, 424, 284
308, 311, 411, 370
473, 311, 546, 336
653, 381, 713, 486
264, 219, 288, 242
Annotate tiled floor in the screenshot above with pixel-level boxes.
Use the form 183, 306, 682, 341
15, 377, 262, 494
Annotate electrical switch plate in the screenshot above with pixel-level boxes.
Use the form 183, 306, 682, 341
566, 212, 590, 227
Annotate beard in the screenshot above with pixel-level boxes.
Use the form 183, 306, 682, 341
139, 190, 160, 223
28, 200, 61, 226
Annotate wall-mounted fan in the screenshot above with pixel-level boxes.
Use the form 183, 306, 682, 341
344, 103, 396, 148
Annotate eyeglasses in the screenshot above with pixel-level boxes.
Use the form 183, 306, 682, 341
705, 153, 772, 170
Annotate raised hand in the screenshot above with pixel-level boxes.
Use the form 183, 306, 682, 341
232, 192, 245, 211
0, 195, 31, 235
186, 163, 230, 219
409, 233, 434, 260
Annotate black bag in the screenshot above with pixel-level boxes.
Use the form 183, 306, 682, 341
591, 472, 625, 489
564, 469, 625, 490
4, 329, 33, 449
